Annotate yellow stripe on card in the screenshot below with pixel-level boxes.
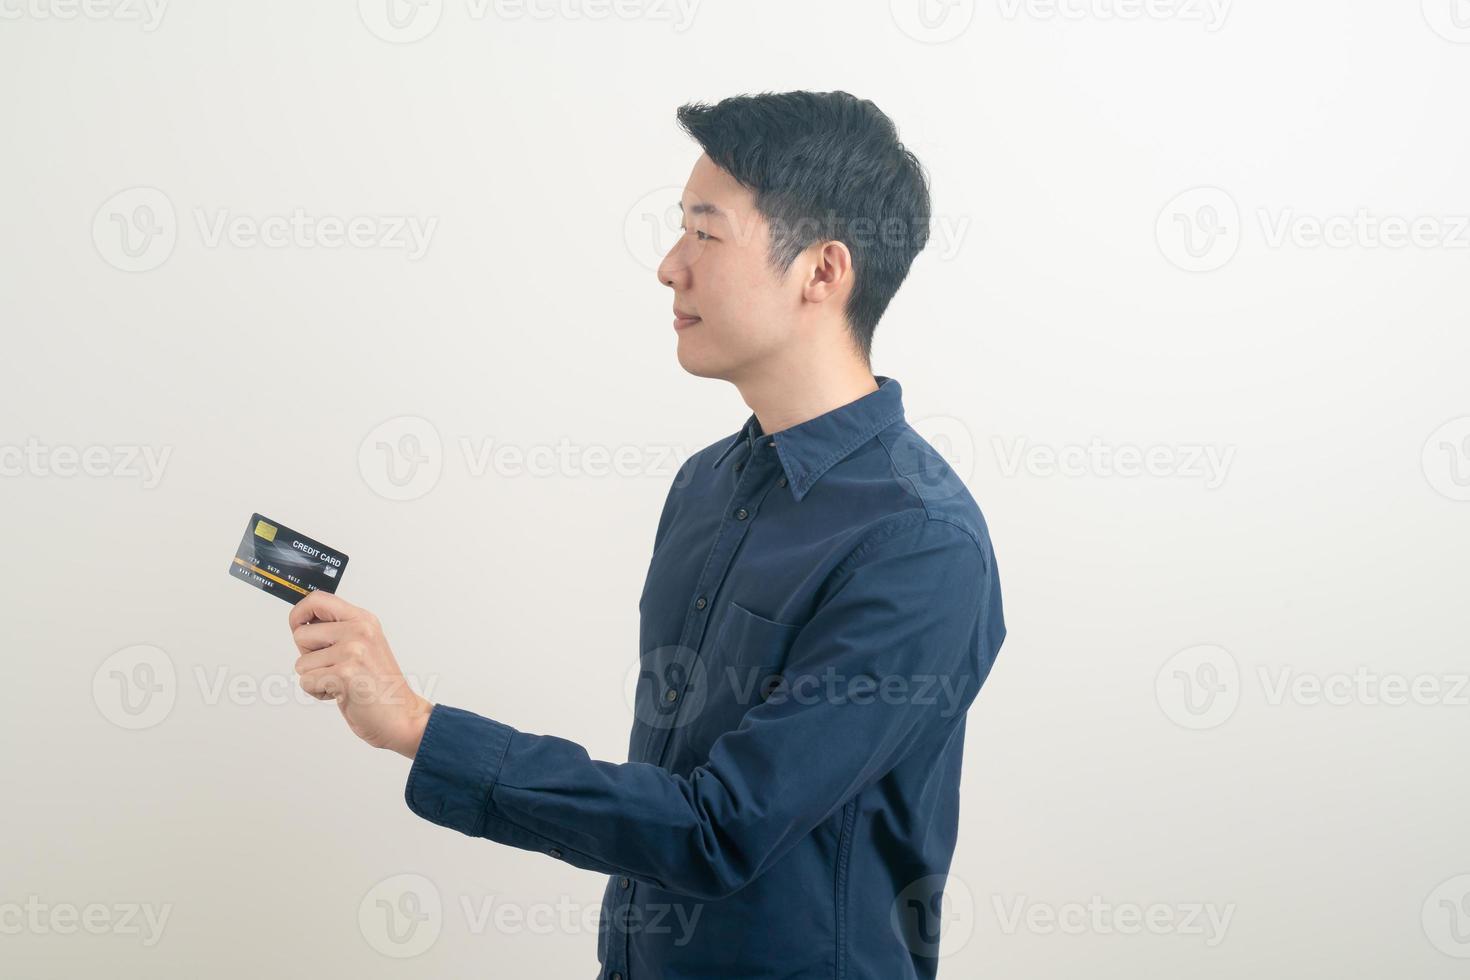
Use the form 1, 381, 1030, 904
233, 557, 308, 595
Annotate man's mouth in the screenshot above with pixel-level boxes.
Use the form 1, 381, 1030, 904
673, 311, 702, 330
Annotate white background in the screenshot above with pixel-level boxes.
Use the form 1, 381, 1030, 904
3, 0, 1469, 976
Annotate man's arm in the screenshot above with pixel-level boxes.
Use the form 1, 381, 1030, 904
289, 514, 1004, 901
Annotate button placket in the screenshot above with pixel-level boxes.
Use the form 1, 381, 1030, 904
640, 444, 778, 768
605, 873, 634, 980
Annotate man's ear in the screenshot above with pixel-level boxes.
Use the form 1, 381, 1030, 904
801, 239, 853, 304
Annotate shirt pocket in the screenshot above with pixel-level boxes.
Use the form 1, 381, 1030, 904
714, 599, 802, 667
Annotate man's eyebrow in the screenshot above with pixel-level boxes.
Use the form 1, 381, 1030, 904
678, 200, 725, 218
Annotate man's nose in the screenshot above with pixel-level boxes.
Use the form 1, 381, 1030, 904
656, 235, 694, 289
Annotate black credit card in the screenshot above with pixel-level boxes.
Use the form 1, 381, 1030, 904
228, 513, 348, 606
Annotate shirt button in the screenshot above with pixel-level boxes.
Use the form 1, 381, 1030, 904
767, 441, 775, 448
777, 477, 787, 487
735, 508, 748, 520
548, 849, 562, 859
665, 688, 679, 702
695, 596, 707, 609
612, 974, 623, 980
735, 461, 744, 471
619, 877, 630, 889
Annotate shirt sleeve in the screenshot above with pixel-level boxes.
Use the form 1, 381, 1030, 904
403, 514, 1005, 900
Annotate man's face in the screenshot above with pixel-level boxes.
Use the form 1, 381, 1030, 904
657, 153, 799, 381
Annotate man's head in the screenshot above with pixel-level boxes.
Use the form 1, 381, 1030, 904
658, 90, 931, 382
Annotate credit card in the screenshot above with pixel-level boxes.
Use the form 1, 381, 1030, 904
228, 513, 349, 606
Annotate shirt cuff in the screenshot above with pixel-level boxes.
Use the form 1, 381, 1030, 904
404, 703, 515, 837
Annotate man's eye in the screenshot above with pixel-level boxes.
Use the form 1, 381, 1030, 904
680, 227, 711, 242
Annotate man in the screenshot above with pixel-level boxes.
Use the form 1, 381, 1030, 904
288, 90, 1006, 978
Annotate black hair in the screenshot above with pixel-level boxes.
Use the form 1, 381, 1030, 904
675, 90, 932, 364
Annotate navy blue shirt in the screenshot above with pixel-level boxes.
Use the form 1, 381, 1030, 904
405, 375, 1006, 978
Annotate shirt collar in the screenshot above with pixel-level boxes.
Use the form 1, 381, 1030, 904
712, 375, 905, 502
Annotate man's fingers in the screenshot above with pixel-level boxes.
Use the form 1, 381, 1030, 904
292, 621, 352, 655
293, 646, 341, 677
299, 666, 345, 701
287, 590, 359, 631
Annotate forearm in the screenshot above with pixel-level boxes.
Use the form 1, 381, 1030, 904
405, 704, 760, 900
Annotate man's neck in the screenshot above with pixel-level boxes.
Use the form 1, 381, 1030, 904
737, 361, 880, 438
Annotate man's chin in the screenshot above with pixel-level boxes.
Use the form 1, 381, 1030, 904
675, 344, 732, 382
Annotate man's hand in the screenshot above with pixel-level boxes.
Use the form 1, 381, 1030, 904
288, 592, 433, 758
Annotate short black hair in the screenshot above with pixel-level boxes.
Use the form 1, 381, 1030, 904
675, 90, 932, 365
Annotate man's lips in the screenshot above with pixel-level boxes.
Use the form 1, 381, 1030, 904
673, 312, 702, 330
